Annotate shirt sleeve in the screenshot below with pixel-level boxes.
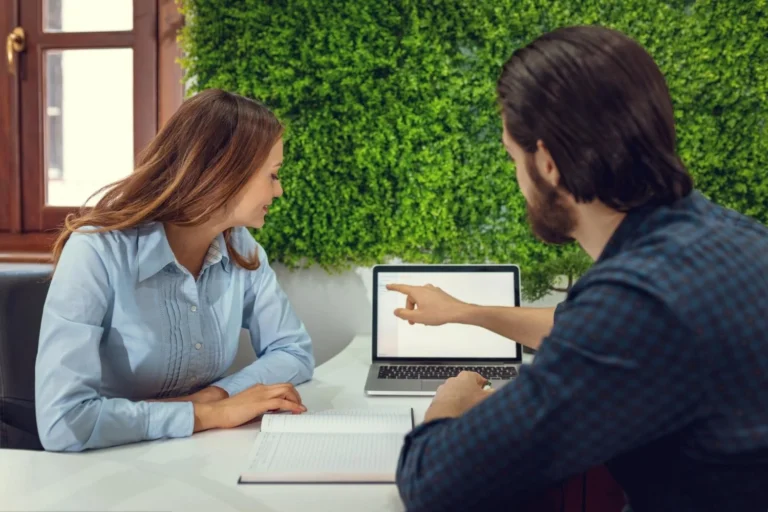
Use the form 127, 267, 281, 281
35, 233, 194, 452
212, 241, 314, 397
395, 274, 705, 510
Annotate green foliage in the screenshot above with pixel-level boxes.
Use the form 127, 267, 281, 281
522, 249, 594, 303
178, 0, 767, 301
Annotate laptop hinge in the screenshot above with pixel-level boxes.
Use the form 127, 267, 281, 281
375, 360, 518, 365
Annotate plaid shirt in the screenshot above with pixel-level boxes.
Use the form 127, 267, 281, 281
396, 191, 768, 512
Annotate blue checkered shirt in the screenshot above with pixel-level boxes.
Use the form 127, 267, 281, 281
396, 191, 768, 511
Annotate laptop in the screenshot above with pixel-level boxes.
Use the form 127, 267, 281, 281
364, 264, 522, 396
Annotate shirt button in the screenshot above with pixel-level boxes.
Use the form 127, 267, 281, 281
195, 343, 202, 350
190, 305, 197, 312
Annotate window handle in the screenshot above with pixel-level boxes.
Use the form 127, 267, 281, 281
7, 27, 25, 76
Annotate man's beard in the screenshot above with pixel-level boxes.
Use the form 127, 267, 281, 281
525, 158, 576, 245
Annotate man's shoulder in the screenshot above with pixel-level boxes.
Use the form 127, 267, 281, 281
559, 249, 685, 336
572, 250, 665, 299
576, 192, 768, 302
564, 199, 768, 345
637, 191, 768, 258
549, 255, 690, 359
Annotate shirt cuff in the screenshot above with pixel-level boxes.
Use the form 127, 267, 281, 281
212, 372, 254, 397
146, 401, 195, 440
397, 418, 454, 483
406, 417, 454, 440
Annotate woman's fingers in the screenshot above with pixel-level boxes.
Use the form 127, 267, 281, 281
266, 383, 302, 405
267, 398, 306, 414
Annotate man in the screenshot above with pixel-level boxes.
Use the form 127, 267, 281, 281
390, 25, 768, 512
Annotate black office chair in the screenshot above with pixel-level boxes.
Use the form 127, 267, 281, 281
0, 267, 51, 450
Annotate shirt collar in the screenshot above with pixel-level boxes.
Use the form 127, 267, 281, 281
203, 232, 232, 272
596, 204, 659, 263
597, 192, 697, 263
136, 223, 231, 282
136, 223, 175, 282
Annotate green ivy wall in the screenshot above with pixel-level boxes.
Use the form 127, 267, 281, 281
179, 0, 767, 300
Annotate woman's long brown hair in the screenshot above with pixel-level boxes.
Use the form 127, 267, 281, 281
51, 89, 284, 270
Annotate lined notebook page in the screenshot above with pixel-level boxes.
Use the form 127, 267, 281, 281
240, 432, 405, 483
261, 408, 413, 434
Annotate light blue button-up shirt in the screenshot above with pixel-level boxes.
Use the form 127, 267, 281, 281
35, 223, 314, 452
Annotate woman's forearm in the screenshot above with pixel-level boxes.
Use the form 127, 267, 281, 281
149, 386, 228, 404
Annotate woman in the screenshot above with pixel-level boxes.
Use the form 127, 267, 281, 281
35, 89, 314, 452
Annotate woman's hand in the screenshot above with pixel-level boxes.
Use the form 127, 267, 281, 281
386, 283, 472, 326
194, 383, 306, 432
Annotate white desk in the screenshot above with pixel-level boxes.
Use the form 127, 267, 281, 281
0, 335, 436, 512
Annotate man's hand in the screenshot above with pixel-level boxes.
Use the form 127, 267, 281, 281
424, 371, 493, 422
386, 283, 472, 326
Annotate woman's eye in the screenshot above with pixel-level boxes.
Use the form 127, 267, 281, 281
271, 174, 280, 181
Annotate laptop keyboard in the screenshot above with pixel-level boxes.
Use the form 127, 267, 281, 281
378, 365, 517, 380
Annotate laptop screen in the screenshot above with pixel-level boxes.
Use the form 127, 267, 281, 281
374, 266, 521, 361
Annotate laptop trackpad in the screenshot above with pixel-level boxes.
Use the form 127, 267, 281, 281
421, 380, 443, 392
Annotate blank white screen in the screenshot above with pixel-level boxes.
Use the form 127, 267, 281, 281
376, 270, 519, 359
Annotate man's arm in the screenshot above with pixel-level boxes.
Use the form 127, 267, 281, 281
395, 279, 705, 511
457, 305, 555, 350
386, 283, 555, 350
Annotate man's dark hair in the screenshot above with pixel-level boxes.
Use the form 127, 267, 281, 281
497, 25, 693, 210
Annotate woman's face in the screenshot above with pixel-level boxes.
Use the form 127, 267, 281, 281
231, 138, 284, 229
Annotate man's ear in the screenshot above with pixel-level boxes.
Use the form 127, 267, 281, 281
535, 140, 561, 188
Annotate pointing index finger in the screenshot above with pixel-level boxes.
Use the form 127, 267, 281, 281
386, 283, 413, 294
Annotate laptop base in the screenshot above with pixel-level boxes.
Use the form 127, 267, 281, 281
363, 363, 515, 396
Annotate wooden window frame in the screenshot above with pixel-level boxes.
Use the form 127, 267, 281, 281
0, 0, 184, 261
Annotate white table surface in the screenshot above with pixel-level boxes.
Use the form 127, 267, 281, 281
0, 335, 437, 512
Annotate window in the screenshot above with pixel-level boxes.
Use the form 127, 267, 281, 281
44, 0, 63, 183
0, 0, 183, 256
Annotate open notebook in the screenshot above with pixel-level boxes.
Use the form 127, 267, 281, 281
238, 408, 415, 484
